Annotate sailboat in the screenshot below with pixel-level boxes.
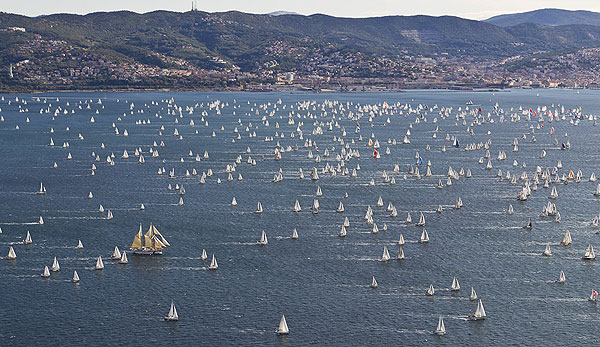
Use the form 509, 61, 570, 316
590, 290, 598, 302
208, 254, 218, 270
293, 200, 301, 212
255, 202, 263, 214
275, 314, 289, 335
106, 210, 113, 220
36, 182, 47, 195
258, 230, 268, 245
51, 256, 60, 271
380, 246, 390, 261
337, 201, 344, 213
433, 316, 446, 335
426, 284, 435, 296
469, 287, 478, 301
200, 249, 208, 260
164, 301, 179, 321
130, 223, 170, 255
419, 229, 430, 243
95, 256, 104, 270
24, 231, 32, 244
468, 299, 487, 320
72, 270, 80, 283
558, 270, 566, 284
543, 243, 552, 256
450, 277, 460, 291
76, 240, 84, 249
397, 247, 405, 259
416, 212, 425, 226
112, 246, 121, 260
370, 276, 378, 288
398, 233, 405, 246
339, 225, 347, 237
7, 246, 16, 259
291, 228, 298, 239
119, 251, 128, 264
523, 218, 532, 229
41, 266, 50, 278
583, 244, 596, 260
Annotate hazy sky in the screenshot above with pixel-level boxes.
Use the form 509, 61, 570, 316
3, 0, 600, 20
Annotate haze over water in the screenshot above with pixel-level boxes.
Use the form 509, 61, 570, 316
0, 89, 599, 345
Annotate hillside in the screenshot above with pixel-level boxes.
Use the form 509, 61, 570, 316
485, 8, 600, 27
2, 10, 600, 91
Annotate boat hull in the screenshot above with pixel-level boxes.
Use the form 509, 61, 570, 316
132, 249, 163, 255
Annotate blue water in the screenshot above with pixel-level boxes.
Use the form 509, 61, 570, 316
0, 89, 599, 346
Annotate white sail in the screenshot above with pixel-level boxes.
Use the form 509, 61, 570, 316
200, 249, 207, 260
291, 228, 298, 239
7, 246, 16, 259
470, 287, 477, 301
558, 270, 566, 283
474, 299, 486, 318
419, 229, 430, 243
164, 301, 179, 321
112, 246, 121, 260
543, 243, 552, 256
370, 276, 378, 288
51, 256, 60, 271
417, 212, 425, 226
450, 277, 460, 291
434, 316, 446, 335
339, 225, 347, 237
119, 251, 128, 264
397, 248, 405, 259
95, 256, 104, 270
77, 240, 84, 249
208, 254, 218, 270
275, 314, 289, 334
231, 197, 237, 206
41, 265, 50, 278
398, 233, 405, 246
24, 231, 32, 244
426, 284, 435, 296
72, 270, 80, 283
259, 230, 268, 245
583, 244, 596, 260
255, 202, 263, 214
381, 246, 390, 261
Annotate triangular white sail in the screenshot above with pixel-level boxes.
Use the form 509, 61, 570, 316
164, 301, 179, 321
558, 270, 566, 283
381, 246, 390, 261
259, 230, 268, 245
469, 287, 477, 301
95, 256, 104, 270
291, 228, 298, 239
51, 256, 60, 271
275, 314, 289, 334
72, 270, 80, 283
434, 316, 446, 335
200, 249, 208, 260
24, 231, 32, 244
7, 246, 16, 259
41, 265, 50, 278
370, 275, 378, 288
208, 254, 218, 270
450, 277, 460, 291
119, 250, 128, 264
112, 246, 121, 260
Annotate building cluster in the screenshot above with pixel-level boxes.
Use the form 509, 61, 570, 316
6, 36, 600, 91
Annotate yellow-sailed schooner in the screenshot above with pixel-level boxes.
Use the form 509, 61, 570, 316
131, 223, 170, 255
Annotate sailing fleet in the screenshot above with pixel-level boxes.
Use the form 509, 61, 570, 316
2, 91, 600, 340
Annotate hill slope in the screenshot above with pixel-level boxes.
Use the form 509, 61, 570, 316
485, 8, 600, 27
